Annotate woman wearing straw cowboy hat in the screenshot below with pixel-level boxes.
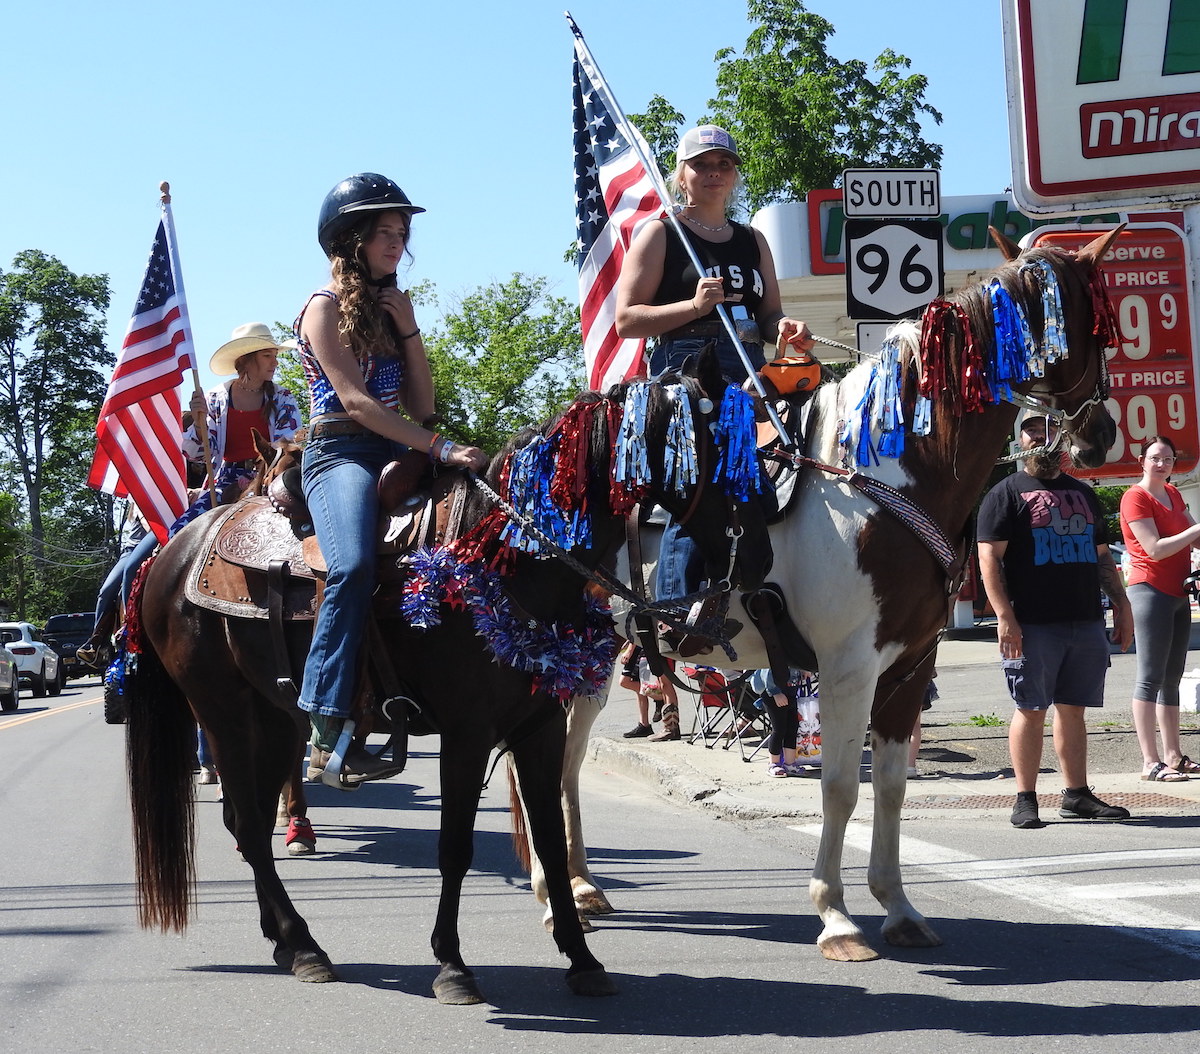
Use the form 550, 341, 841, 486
77, 324, 301, 667
295, 172, 487, 789
181, 322, 302, 512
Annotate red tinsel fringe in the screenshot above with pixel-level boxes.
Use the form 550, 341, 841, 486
122, 553, 158, 655
1088, 270, 1121, 349
549, 400, 595, 517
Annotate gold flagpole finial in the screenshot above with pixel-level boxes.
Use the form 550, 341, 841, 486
159, 181, 171, 204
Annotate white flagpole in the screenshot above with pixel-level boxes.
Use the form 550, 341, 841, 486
566, 11, 795, 447
159, 181, 217, 510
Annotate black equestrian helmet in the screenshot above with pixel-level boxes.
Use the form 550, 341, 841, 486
317, 173, 425, 256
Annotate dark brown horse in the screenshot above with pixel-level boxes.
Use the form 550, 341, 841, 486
123, 351, 771, 1002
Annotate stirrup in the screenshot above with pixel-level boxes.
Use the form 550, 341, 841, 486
320, 719, 359, 791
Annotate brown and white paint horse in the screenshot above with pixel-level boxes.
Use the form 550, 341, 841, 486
526, 226, 1124, 959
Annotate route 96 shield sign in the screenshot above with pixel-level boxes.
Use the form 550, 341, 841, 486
844, 219, 944, 320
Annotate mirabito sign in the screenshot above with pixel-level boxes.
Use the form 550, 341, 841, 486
1002, 0, 1200, 214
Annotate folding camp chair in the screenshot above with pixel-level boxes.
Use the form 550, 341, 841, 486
685, 666, 737, 745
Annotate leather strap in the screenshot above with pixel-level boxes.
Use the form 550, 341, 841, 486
267, 559, 299, 701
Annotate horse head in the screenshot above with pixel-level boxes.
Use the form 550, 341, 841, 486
989, 225, 1124, 469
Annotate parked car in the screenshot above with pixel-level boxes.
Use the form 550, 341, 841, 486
0, 644, 18, 711
43, 612, 106, 679
0, 622, 62, 697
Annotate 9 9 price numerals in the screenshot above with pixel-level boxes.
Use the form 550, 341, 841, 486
1103, 393, 1189, 463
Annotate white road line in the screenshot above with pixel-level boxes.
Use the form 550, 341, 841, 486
790, 824, 1200, 959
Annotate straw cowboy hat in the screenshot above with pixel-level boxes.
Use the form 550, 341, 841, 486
209, 323, 295, 376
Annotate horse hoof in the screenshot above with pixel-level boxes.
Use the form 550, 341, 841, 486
566, 967, 618, 996
433, 965, 485, 1005
576, 891, 615, 916
818, 934, 880, 962
287, 839, 316, 856
883, 917, 943, 949
542, 912, 595, 934
293, 950, 339, 983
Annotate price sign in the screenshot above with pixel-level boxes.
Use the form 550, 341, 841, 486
1032, 225, 1198, 481
844, 219, 944, 320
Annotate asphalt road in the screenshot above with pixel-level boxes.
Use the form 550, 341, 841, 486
3, 673, 1199, 1053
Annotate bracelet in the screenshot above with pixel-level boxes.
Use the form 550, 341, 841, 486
437, 439, 455, 464
427, 432, 442, 458
691, 300, 702, 318
398, 328, 421, 342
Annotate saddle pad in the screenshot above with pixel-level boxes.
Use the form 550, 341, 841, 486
184, 499, 318, 621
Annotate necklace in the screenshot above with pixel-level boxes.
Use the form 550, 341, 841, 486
235, 379, 264, 393
682, 211, 730, 234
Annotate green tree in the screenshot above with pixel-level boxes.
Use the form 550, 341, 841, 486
0, 250, 113, 618
628, 94, 687, 177
423, 274, 584, 454
709, 0, 943, 213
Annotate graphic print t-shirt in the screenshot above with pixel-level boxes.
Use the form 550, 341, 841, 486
977, 470, 1108, 624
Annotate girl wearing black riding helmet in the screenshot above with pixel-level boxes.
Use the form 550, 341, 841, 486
296, 173, 487, 789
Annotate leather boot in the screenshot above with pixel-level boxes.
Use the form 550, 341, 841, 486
308, 715, 404, 790
648, 703, 680, 741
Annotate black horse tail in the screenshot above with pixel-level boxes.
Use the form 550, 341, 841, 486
125, 623, 197, 933
508, 761, 533, 874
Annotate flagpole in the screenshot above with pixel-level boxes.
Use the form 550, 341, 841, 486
159, 181, 217, 511
566, 12, 796, 448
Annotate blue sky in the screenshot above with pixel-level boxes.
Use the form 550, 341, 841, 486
2, 1, 1009, 393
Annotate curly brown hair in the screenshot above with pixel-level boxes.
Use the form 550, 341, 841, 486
326, 210, 411, 359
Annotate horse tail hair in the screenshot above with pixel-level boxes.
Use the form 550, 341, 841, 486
507, 760, 533, 874
125, 625, 197, 933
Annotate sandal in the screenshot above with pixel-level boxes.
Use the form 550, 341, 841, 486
1175, 755, 1200, 774
1141, 761, 1188, 783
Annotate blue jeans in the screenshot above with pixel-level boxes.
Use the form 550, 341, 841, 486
93, 530, 159, 628
649, 335, 766, 382
298, 432, 406, 718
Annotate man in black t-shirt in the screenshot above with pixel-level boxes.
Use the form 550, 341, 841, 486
978, 414, 1134, 829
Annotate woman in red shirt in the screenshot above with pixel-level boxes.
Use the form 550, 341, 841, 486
1120, 435, 1200, 781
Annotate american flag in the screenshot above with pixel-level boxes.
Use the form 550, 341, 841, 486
88, 216, 195, 543
573, 43, 664, 392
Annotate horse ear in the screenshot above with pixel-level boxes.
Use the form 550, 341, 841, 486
1075, 223, 1126, 268
252, 427, 272, 464
988, 225, 1023, 261
696, 341, 726, 404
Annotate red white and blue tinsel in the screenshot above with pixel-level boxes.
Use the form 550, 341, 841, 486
399, 545, 617, 701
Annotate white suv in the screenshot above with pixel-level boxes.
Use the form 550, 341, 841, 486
0, 622, 62, 698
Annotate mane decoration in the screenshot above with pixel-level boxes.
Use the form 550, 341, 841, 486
398, 545, 617, 702
844, 248, 1115, 466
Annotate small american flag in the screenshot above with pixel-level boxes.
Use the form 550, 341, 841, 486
88, 216, 195, 543
573, 43, 664, 392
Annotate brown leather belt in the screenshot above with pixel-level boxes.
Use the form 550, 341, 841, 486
310, 417, 370, 438
662, 322, 727, 341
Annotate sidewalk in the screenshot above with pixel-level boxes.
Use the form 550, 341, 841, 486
583, 634, 1200, 823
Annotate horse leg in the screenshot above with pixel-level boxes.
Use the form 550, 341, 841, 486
210, 709, 336, 982
511, 715, 616, 997
281, 736, 317, 857
809, 670, 881, 962
527, 693, 613, 930
430, 738, 491, 1005
868, 735, 942, 950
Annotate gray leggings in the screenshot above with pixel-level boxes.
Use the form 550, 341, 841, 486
1129, 582, 1191, 707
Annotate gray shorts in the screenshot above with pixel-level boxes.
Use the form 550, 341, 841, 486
1001, 619, 1110, 711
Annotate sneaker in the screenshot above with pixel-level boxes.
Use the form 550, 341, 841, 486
1010, 796, 1042, 829
1059, 786, 1130, 820
767, 762, 788, 778
623, 723, 653, 738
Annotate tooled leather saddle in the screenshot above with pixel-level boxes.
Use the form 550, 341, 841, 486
184, 458, 469, 623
